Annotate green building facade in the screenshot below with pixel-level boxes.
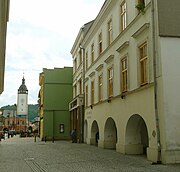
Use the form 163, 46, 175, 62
40, 67, 73, 141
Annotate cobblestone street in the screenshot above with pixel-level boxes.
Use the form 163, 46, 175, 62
0, 135, 180, 172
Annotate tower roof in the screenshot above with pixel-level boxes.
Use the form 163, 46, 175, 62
18, 76, 28, 94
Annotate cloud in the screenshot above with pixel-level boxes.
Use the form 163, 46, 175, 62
0, 0, 105, 107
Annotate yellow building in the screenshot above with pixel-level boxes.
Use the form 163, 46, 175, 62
0, 0, 10, 94
38, 72, 44, 140
72, 0, 180, 164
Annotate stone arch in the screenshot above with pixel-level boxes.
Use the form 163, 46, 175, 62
125, 114, 149, 155
84, 120, 88, 143
90, 120, 99, 146
104, 117, 117, 149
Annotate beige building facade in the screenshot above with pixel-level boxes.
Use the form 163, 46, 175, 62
72, 0, 180, 164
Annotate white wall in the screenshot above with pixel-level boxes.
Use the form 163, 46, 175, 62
160, 37, 180, 150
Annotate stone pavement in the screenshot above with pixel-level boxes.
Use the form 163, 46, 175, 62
0, 135, 180, 172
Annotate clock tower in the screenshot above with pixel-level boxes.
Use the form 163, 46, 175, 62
17, 76, 28, 116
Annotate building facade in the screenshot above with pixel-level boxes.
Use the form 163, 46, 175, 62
0, 105, 27, 133
39, 67, 73, 141
72, 0, 180, 164
69, 21, 93, 143
0, 0, 10, 94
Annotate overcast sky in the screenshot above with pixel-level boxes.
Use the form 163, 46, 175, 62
0, 0, 105, 107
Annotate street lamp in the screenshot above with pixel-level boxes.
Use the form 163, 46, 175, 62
79, 43, 85, 143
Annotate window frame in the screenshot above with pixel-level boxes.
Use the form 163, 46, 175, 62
91, 80, 95, 105
98, 74, 103, 101
120, 0, 127, 32
108, 67, 113, 98
85, 85, 88, 107
121, 56, 128, 92
91, 43, 94, 64
108, 19, 113, 46
85, 51, 88, 70
99, 32, 103, 55
139, 41, 148, 86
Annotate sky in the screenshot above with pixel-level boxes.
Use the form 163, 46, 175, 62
0, 0, 105, 107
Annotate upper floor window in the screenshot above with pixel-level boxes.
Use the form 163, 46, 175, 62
79, 50, 82, 67
85, 85, 88, 107
139, 42, 148, 86
91, 43, 94, 64
74, 84, 77, 97
99, 32, 103, 55
120, 0, 127, 31
108, 67, 113, 97
74, 58, 77, 72
98, 74, 103, 101
121, 57, 128, 92
79, 79, 82, 95
91, 80, 95, 105
85, 51, 88, 70
108, 19, 113, 46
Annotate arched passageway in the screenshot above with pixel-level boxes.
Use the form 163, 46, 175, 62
104, 117, 117, 149
125, 114, 149, 155
90, 120, 99, 146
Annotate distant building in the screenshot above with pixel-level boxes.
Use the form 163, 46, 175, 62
72, 0, 180, 164
0, 0, 10, 94
38, 67, 73, 141
17, 76, 28, 131
0, 105, 27, 133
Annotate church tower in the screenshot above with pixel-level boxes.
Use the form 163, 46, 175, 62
17, 76, 28, 116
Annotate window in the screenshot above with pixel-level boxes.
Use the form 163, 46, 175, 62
91, 80, 94, 105
120, 0, 127, 31
85, 51, 88, 70
74, 58, 77, 71
121, 57, 128, 92
79, 79, 82, 95
98, 74, 103, 101
108, 67, 113, 97
91, 43, 94, 64
108, 19, 113, 46
139, 42, 148, 85
79, 50, 82, 66
85, 85, 88, 106
99, 32, 102, 55
138, 0, 145, 4
74, 84, 77, 97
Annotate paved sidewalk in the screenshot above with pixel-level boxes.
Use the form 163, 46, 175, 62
0, 135, 180, 172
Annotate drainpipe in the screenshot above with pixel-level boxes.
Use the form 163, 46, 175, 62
79, 44, 85, 143
151, 0, 161, 164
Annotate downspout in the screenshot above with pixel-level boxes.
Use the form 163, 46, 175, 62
151, 0, 161, 164
79, 43, 85, 143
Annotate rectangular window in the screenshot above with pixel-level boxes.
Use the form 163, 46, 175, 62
108, 19, 112, 46
85, 51, 88, 70
138, 0, 145, 4
139, 42, 148, 85
120, 0, 127, 31
121, 57, 128, 92
79, 50, 82, 66
108, 67, 113, 97
79, 79, 82, 95
91, 80, 94, 105
74, 58, 77, 71
85, 85, 88, 107
74, 84, 77, 97
99, 32, 102, 55
98, 74, 103, 101
91, 43, 94, 64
